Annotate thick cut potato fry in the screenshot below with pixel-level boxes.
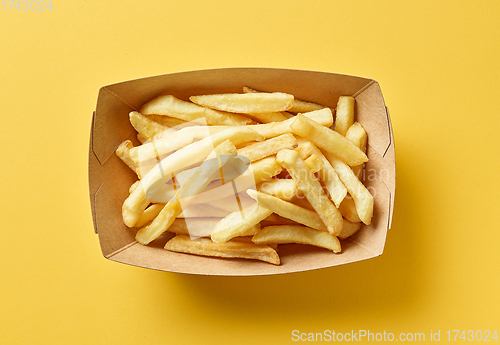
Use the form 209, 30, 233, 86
122, 126, 263, 227
249, 108, 333, 139
276, 149, 343, 236
129, 111, 169, 140
323, 151, 374, 225
338, 219, 362, 239
129, 125, 229, 171
303, 153, 324, 174
140, 95, 254, 126
135, 203, 165, 228
128, 128, 198, 175
165, 235, 280, 265
296, 140, 347, 207
338, 195, 362, 223
211, 204, 273, 243
190, 92, 294, 114
256, 178, 298, 201
245, 112, 289, 123
237, 133, 297, 162
136, 200, 181, 245
345, 122, 367, 180
334, 96, 355, 136
291, 114, 368, 166
252, 225, 341, 253
135, 140, 237, 245
242, 86, 327, 114
116, 140, 141, 178
247, 189, 326, 231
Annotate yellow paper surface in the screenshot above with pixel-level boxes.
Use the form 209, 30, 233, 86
1, 1, 499, 344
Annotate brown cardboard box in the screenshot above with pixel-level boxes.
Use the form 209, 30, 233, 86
89, 68, 395, 276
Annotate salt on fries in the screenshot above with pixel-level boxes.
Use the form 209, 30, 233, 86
116, 88, 374, 265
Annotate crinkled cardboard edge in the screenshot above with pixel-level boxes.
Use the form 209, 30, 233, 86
88, 68, 396, 276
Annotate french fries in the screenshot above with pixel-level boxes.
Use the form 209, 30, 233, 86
165, 235, 280, 265
252, 225, 341, 253
291, 114, 368, 166
247, 189, 326, 231
276, 149, 343, 236
140, 95, 254, 126
211, 204, 273, 244
237, 133, 297, 162
190, 92, 294, 114
242, 86, 328, 113
295, 140, 347, 207
129, 111, 169, 140
135, 140, 238, 245
256, 178, 297, 201
116, 88, 375, 265
334, 96, 355, 136
323, 151, 374, 225
345, 122, 367, 180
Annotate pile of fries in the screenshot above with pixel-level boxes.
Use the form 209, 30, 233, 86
116, 87, 373, 265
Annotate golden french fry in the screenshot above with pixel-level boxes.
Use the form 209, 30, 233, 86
252, 225, 341, 253
190, 92, 294, 114
135, 140, 238, 245
116, 140, 141, 178
140, 95, 254, 126
165, 235, 280, 265
338, 219, 362, 239
129, 125, 230, 174
291, 114, 368, 166
250, 108, 333, 139
323, 151, 373, 225
129, 111, 169, 140
247, 189, 326, 231
237, 133, 297, 162
345, 122, 367, 180
276, 149, 343, 236
136, 200, 181, 244
296, 140, 347, 207
242, 86, 327, 114
244, 112, 289, 123
211, 204, 273, 243
338, 194, 361, 223
256, 178, 298, 201
334, 96, 355, 136
303, 153, 324, 174
135, 203, 165, 228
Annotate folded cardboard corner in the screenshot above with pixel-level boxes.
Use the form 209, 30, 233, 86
88, 68, 396, 276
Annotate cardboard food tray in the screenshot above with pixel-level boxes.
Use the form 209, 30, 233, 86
88, 68, 396, 276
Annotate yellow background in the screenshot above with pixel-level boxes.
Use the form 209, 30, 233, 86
1, 1, 499, 344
